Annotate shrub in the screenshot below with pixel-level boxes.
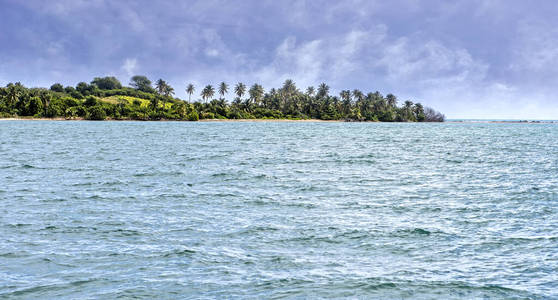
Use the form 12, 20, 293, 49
65, 107, 79, 119
50, 83, 64, 93
226, 110, 242, 119
91, 76, 122, 90
26, 97, 43, 116
187, 111, 199, 121
62, 97, 80, 107
129, 111, 148, 120
201, 112, 215, 119
86, 105, 106, 120
84, 96, 97, 106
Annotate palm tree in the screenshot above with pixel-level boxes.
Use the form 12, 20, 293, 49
234, 82, 246, 100
155, 79, 166, 95
39, 90, 51, 116
317, 83, 329, 98
186, 83, 195, 102
340, 90, 351, 102
218, 82, 228, 100
413, 102, 425, 121
248, 84, 265, 107
201, 85, 215, 103
306, 86, 315, 97
281, 79, 297, 96
5, 83, 21, 109
155, 79, 173, 111
403, 100, 414, 121
386, 93, 397, 108
163, 84, 174, 97
352, 89, 363, 103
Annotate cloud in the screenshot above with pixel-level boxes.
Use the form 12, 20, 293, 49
2, 0, 558, 118
511, 20, 558, 77
121, 58, 138, 77
377, 39, 488, 85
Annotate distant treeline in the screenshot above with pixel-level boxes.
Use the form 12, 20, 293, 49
0, 76, 445, 122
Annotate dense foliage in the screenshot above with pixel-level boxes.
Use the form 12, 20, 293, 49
0, 76, 445, 122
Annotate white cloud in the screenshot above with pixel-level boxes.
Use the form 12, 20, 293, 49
511, 20, 558, 75
121, 58, 137, 77
245, 26, 387, 89
205, 49, 219, 57
377, 38, 488, 86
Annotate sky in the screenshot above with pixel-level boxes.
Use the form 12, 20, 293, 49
1, 0, 558, 119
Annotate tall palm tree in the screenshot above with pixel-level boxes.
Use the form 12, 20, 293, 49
306, 86, 315, 97
386, 93, 397, 108
186, 83, 195, 102
340, 90, 351, 102
352, 89, 363, 103
317, 83, 329, 98
281, 79, 297, 96
201, 85, 215, 103
218, 82, 228, 100
280, 79, 297, 112
234, 82, 246, 100
339, 90, 351, 116
155, 79, 173, 111
155, 79, 166, 95
403, 100, 414, 121
249, 84, 264, 107
5, 83, 21, 109
163, 84, 174, 97
39, 90, 51, 116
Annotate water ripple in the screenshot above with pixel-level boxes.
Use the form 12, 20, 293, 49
0, 121, 557, 298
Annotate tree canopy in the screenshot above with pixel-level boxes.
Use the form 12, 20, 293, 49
0, 76, 445, 122
91, 76, 122, 90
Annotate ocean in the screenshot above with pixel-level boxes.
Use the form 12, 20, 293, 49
1, 120, 557, 299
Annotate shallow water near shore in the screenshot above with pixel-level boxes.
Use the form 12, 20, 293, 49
1, 121, 557, 299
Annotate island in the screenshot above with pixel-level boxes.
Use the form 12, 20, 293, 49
0, 76, 445, 122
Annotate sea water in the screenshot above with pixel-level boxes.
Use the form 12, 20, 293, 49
0, 121, 557, 299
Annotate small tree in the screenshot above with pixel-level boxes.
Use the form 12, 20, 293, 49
50, 83, 64, 93
86, 106, 106, 120
91, 76, 122, 90
130, 75, 154, 93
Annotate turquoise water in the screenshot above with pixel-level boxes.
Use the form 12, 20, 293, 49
1, 121, 557, 299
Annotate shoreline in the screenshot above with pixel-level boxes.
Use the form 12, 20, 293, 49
0, 117, 341, 122
0, 117, 555, 123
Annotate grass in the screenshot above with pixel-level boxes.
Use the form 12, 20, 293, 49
99, 95, 172, 109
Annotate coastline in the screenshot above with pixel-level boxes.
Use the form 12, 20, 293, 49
0, 117, 341, 122
1, 117, 555, 123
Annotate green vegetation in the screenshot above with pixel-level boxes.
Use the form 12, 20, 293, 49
0, 76, 445, 121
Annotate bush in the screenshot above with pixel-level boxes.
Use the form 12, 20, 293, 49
91, 76, 122, 90
187, 111, 199, 121
201, 112, 215, 119
50, 83, 64, 92
62, 97, 80, 107
65, 107, 79, 119
129, 111, 148, 120
253, 108, 282, 119
70, 90, 84, 99
26, 97, 43, 116
226, 110, 242, 119
76, 106, 88, 117
45, 104, 64, 117
424, 107, 445, 122
86, 106, 106, 120
84, 96, 97, 106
